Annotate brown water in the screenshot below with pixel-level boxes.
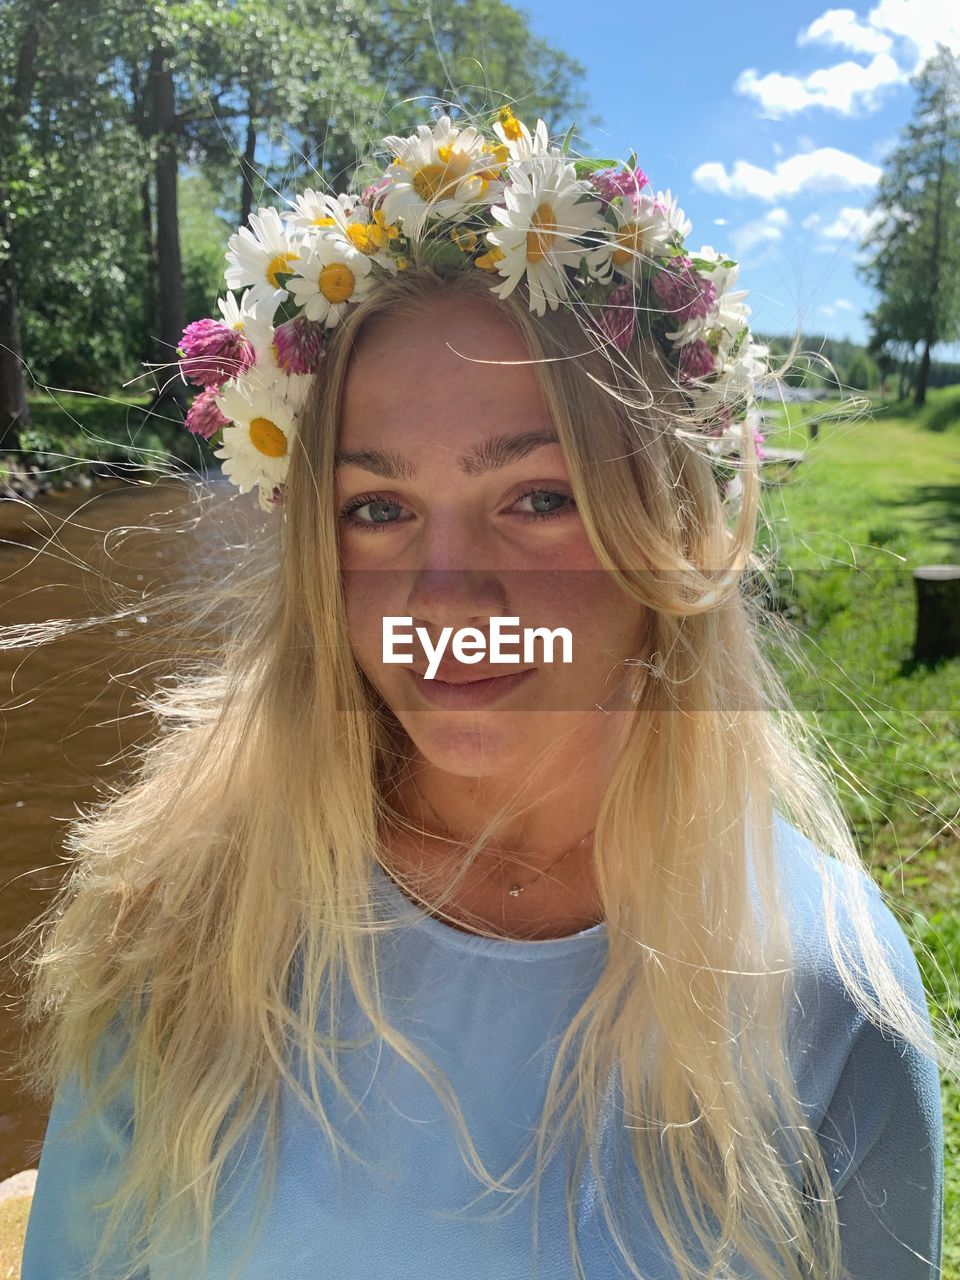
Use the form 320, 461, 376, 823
0, 476, 246, 1179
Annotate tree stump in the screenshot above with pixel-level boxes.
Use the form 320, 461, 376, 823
912, 566, 960, 663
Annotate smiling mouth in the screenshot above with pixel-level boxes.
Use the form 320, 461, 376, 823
412, 668, 535, 686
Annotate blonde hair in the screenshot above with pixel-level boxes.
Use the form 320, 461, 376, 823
8, 259, 956, 1280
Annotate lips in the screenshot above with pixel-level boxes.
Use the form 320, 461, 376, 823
411, 665, 532, 685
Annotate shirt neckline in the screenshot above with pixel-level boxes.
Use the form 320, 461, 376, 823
371, 858, 608, 960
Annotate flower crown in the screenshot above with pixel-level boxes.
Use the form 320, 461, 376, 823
177, 108, 768, 514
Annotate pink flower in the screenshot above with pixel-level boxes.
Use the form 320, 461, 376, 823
590, 166, 649, 208
753, 428, 766, 462
652, 258, 716, 326
273, 316, 325, 374
597, 283, 636, 352
361, 176, 391, 209
185, 386, 230, 440
705, 407, 734, 437
679, 340, 715, 382
266, 484, 285, 508
179, 318, 254, 388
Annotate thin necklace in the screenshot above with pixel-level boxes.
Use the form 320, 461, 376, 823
411, 784, 596, 898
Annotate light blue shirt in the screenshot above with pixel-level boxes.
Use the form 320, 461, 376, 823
21, 813, 944, 1278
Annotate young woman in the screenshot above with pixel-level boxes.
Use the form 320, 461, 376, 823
13, 109, 951, 1280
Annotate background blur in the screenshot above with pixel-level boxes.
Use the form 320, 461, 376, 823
0, 1, 958, 1274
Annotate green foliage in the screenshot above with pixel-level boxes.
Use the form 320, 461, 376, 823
3, 0, 592, 399
861, 46, 960, 396
845, 350, 880, 390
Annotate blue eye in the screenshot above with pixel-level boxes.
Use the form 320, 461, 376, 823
513, 487, 578, 522
337, 486, 578, 534
338, 493, 407, 531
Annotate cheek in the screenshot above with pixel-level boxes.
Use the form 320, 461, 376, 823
342, 569, 394, 662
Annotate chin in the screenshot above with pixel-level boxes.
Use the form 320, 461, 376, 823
398, 712, 533, 777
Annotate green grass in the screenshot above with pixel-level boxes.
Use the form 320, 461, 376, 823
758, 386, 960, 1276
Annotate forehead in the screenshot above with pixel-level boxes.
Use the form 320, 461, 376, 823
338, 293, 550, 445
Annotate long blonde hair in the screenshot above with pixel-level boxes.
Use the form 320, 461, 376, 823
8, 262, 956, 1280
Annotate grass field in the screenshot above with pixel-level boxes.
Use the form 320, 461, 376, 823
758, 386, 960, 1277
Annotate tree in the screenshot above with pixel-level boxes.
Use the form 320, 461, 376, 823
5, 0, 594, 412
0, 0, 58, 446
860, 45, 960, 407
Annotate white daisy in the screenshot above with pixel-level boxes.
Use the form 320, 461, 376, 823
286, 189, 360, 233
484, 155, 608, 316
287, 233, 374, 328
224, 207, 302, 319
287, 189, 402, 272
213, 379, 300, 496
606, 189, 691, 282
380, 115, 490, 232
492, 110, 553, 161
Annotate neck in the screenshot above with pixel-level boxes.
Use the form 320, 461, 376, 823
377, 759, 611, 938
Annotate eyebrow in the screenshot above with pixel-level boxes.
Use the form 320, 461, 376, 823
334, 428, 561, 480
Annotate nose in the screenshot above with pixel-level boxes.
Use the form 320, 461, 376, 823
405, 566, 507, 635
404, 509, 508, 630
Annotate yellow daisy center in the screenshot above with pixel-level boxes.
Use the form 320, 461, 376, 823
248, 416, 287, 458
612, 222, 646, 266
412, 162, 449, 201
318, 262, 356, 303
312, 216, 337, 226
411, 146, 475, 203
266, 252, 299, 287
527, 203, 558, 263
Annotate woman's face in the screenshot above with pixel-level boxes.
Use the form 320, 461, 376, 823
335, 291, 646, 778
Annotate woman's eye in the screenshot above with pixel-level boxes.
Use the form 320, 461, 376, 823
338, 493, 408, 532
337, 487, 578, 534
513, 488, 578, 522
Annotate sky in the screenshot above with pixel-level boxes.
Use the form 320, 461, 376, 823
516, 0, 960, 346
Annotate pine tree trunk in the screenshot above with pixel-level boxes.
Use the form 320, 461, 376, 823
148, 45, 185, 407
240, 91, 258, 228
914, 341, 932, 408
0, 263, 30, 450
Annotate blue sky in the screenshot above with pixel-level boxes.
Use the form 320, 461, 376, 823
517, 0, 960, 345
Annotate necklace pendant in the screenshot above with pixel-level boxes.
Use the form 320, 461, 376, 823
508, 884, 523, 897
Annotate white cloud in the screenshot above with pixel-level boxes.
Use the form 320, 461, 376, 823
798, 7, 892, 54
732, 208, 791, 255
693, 149, 881, 201
735, 52, 904, 117
834, 298, 856, 310
733, 1, 960, 124
820, 304, 837, 317
867, 0, 960, 65
820, 205, 883, 240
713, 217, 729, 226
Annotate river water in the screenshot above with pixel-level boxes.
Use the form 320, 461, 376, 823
0, 474, 252, 1179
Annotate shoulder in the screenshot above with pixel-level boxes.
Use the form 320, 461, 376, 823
768, 812, 940, 1133
769, 810, 924, 999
